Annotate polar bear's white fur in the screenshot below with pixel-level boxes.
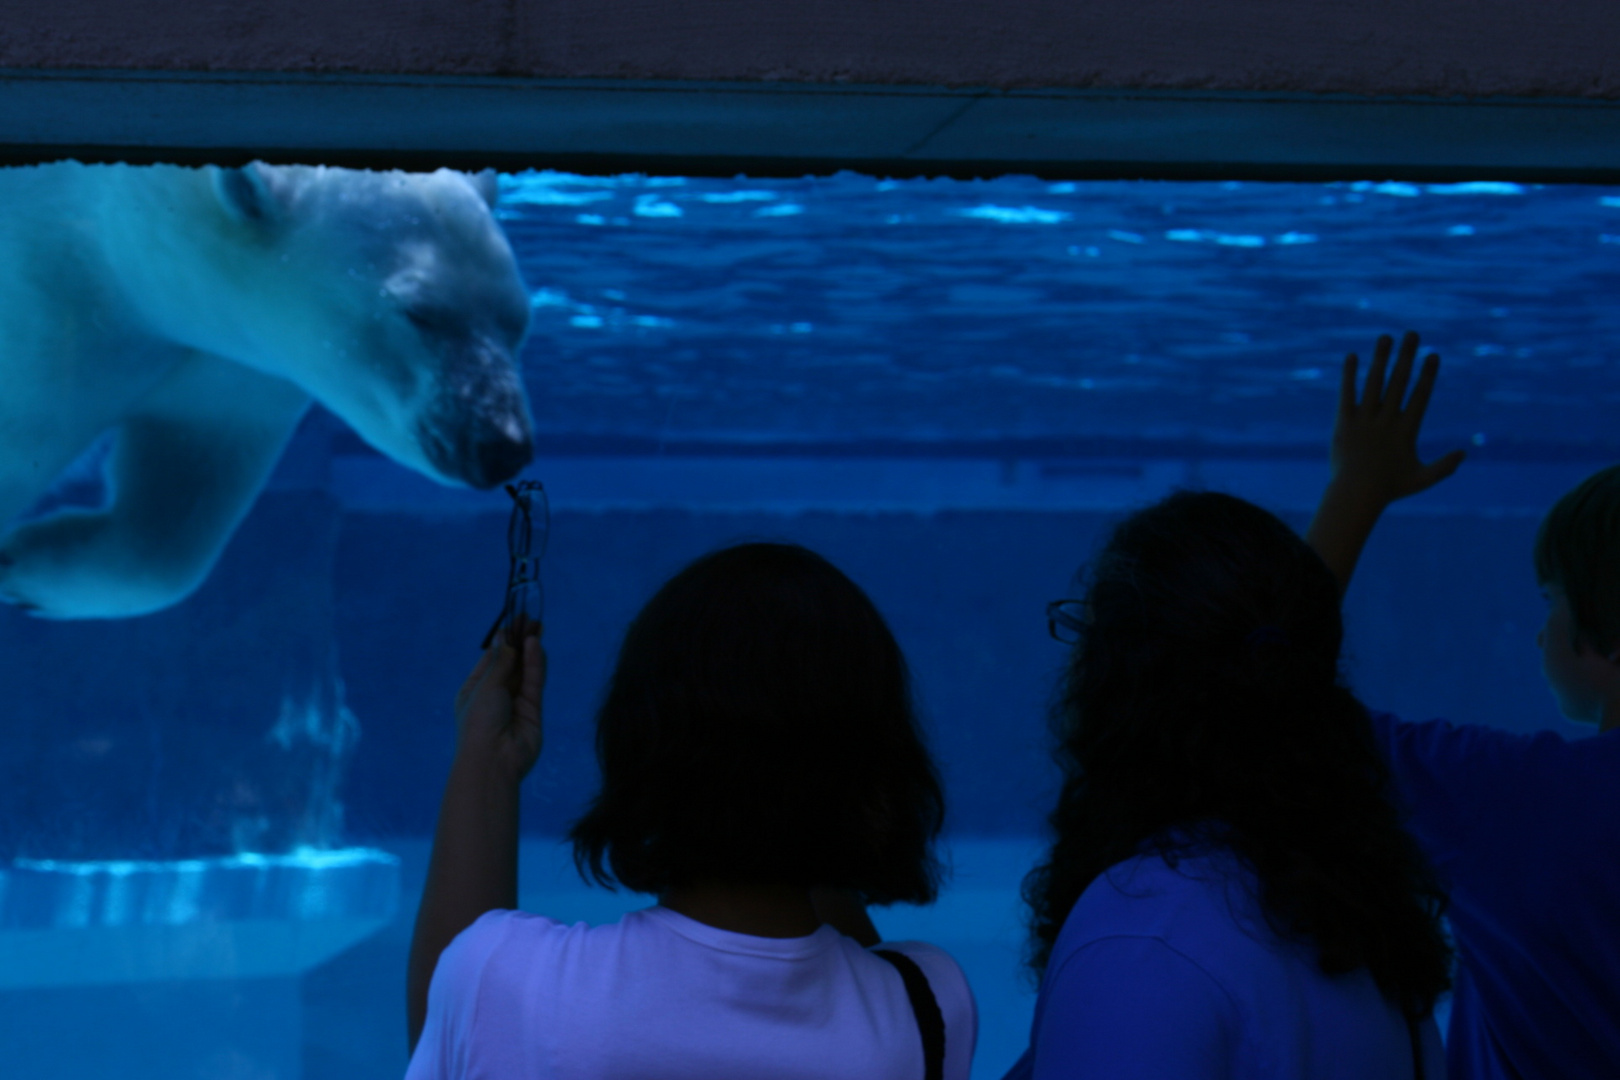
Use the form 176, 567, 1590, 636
0, 162, 533, 619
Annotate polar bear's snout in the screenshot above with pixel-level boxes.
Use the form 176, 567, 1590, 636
419, 401, 533, 491
419, 338, 535, 490
457, 419, 534, 491
473, 431, 535, 491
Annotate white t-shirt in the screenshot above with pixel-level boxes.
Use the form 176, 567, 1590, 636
407, 905, 977, 1080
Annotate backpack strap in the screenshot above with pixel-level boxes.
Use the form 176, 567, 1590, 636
873, 948, 946, 1080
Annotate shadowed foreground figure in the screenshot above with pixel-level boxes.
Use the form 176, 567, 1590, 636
408, 542, 977, 1080
1309, 331, 1620, 1079
1006, 428, 1453, 1075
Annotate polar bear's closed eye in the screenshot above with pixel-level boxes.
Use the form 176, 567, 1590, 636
214, 163, 283, 225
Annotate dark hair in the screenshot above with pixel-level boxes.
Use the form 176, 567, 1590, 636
1023, 491, 1452, 1019
1534, 464, 1620, 654
570, 541, 944, 905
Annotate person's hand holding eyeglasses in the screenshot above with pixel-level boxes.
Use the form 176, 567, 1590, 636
412, 619, 545, 1052
454, 624, 546, 786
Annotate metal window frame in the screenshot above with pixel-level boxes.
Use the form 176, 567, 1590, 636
3, 68, 1620, 180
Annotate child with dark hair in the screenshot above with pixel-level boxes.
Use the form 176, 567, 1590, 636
1004, 485, 1452, 1079
406, 541, 977, 1080
1307, 332, 1620, 1079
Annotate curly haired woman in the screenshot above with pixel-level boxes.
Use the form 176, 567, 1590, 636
1005, 477, 1452, 1079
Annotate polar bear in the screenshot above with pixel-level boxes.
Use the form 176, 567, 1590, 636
0, 162, 533, 619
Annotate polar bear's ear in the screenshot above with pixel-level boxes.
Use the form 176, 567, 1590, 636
213, 163, 282, 225
468, 169, 500, 208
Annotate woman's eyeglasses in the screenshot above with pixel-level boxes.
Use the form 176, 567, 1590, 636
1046, 599, 1087, 645
481, 480, 548, 650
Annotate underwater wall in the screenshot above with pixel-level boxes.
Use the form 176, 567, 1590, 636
1, 455, 1584, 856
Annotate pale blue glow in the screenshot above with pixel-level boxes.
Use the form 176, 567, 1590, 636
4, 848, 398, 929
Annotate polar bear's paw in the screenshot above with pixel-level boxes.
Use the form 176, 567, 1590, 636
0, 518, 82, 617
0, 547, 40, 614
0, 512, 186, 620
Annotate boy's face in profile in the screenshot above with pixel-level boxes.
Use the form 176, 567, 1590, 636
1538, 582, 1620, 727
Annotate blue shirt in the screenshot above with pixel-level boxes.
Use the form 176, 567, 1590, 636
1001, 847, 1442, 1080
1370, 714, 1620, 1080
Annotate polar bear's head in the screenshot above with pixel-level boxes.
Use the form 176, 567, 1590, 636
113, 164, 535, 490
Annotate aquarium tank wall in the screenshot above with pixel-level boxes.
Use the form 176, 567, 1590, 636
1, 163, 1614, 1079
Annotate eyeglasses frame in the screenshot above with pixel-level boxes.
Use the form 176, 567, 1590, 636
481, 480, 549, 650
1046, 598, 1088, 644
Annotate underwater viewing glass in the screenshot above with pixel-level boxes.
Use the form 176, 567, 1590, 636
481, 479, 548, 649
9, 164, 1619, 1080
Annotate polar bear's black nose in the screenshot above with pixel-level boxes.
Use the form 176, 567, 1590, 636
469, 434, 533, 489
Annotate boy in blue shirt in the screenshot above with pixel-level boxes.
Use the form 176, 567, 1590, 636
1307, 331, 1620, 1079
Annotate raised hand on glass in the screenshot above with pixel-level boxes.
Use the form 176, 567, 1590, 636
1308, 330, 1468, 593
454, 625, 546, 785
1329, 330, 1467, 507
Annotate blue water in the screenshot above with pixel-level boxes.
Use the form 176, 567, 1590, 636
498, 171, 1620, 454
4, 170, 1616, 1078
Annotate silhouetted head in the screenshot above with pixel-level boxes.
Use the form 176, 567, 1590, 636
571, 542, 944, 905
1074, 489, 1345, 710
1024, 490, 1451, 1019
1535, 464, 1620, 654
1533, 464, 1620, 723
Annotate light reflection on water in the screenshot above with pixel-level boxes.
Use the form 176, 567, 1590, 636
499, 171, 1620, 453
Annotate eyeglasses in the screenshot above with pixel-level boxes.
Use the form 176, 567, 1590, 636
481, 480, 549, 650
1046, 599, 1087, 645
